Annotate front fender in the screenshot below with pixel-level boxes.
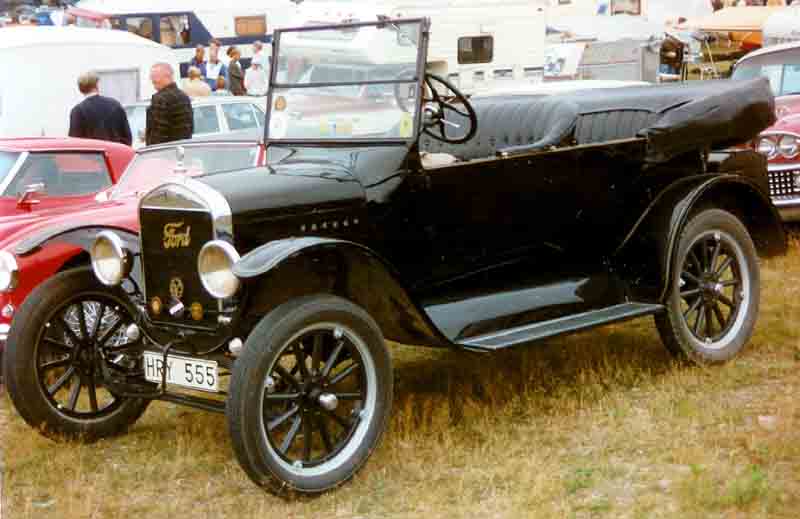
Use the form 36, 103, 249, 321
14, 224, 140, 257
234, 237, 451, 348
614, 174, 786, 302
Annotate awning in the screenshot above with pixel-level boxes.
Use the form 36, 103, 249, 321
681, 6, 782, 33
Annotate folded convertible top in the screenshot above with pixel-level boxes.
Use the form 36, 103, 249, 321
554, 77, 776, 162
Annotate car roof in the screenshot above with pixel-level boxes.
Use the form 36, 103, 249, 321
138, 128, 263, 152
738, 41, 800, 63
126, 96, 266, 108
0, 137, 132, 153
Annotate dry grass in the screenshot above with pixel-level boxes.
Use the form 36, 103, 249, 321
2, 234, 800, 519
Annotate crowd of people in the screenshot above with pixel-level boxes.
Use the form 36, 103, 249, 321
183, 39, 270, 98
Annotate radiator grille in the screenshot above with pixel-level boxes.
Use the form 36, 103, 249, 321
767, 169, 800, 198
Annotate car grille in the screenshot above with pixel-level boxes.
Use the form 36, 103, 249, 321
140, 207, 218, 327
767, 169, 800, 198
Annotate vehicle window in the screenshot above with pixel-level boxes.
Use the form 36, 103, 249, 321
253, 104, 265, 127
222, 103, 259, 131
0, 152, 20, 186
193, 105, 221, 135
159, 15, 190, 46
611, 0, 641, 15
235, 15, 267, 36
782, 65, 800, 96
458, 36, 493, 65
112, 145, 259, 198
4, 153, 111, 197
125, 106, 147, 143
124, 17, 154, 41
270, 21, 422, 141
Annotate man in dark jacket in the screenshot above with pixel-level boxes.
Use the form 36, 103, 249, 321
68, 71, 132, 146
146, 63, 194, 146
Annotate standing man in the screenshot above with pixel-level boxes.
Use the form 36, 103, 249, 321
189, 44, 207, 77
205, 38, 228, 91
68, 71, 132, 146
146, 63, 193, 146
228, 47, 246, 96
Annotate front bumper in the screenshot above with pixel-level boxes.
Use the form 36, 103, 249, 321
767, 164, 800, 221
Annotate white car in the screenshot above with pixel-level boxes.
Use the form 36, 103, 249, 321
124, 96, 266, 148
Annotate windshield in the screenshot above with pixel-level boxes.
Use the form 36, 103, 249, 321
111, 144, 259, 199
267, 19, 424, 141
733, 56, 800, 96
0, 152, 21, 185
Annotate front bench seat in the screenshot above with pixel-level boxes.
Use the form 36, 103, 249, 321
420, 95, 580, 161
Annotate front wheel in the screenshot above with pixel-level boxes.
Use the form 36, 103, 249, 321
227, 295, 392, 495
655, 209, 760, 364
3, 268, 149, 440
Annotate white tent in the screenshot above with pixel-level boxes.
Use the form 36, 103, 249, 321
0, 27, 178, 138
646, 0, 713, 26
763, 6, 800, 46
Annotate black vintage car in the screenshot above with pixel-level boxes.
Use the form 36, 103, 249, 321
3, 19, 787, 495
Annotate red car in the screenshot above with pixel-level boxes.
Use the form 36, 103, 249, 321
0, 134, 264, 359
733, 42, 800, 221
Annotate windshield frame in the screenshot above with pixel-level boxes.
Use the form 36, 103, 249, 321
264, 17, 430, 148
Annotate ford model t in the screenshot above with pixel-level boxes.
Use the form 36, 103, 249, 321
3, 18, 787, 494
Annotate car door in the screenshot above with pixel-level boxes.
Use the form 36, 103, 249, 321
0, 152, 113, 214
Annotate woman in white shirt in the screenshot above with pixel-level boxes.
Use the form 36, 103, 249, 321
244, 61, 269, 96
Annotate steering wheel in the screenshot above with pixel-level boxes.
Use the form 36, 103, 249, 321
420, 73, 478, 144
394, 72, 478, 144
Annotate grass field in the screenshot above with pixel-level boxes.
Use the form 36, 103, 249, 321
2, 234, 799, 519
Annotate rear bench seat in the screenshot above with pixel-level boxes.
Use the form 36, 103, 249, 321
420, 94, 660, 161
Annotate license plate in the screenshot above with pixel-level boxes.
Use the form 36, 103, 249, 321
143, 351, 219, 392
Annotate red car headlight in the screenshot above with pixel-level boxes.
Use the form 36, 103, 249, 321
778, 134, 800, 159
757, 136, 778, 159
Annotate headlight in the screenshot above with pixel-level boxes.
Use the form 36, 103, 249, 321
90, 231, 132, 286
0, 251, 19, 293
779, 135, 800, 159
757, 137, 778, 159
198, 240, 241, 299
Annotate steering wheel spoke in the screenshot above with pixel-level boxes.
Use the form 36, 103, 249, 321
419, 74, 477, 145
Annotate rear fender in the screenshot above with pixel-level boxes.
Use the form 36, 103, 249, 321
233, 238, 450, 348
615, 174, 786, 302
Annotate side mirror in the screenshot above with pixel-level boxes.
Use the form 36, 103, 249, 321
17, 182, 46, 208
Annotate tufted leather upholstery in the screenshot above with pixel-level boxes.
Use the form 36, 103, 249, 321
420, 95, 659, 162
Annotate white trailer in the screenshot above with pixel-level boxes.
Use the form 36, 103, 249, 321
763, 6, 800, 46
0, 26, 179, 138
284, 0, 549, 94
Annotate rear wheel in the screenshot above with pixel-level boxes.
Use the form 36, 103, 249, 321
227, 295, 392, 495
655, 209, 759, 364
3, 268, 149, 440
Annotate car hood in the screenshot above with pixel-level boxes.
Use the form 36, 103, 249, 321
198, 162, 365, 219
0, 196, 140, 253
769, 96, 800, 132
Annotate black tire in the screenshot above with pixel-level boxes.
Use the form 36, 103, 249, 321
655, 209, 760, 364
227, 295, 392, 495
3, 268, 149, 440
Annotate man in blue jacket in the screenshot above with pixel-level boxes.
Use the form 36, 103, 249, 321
68, 71, 132, 146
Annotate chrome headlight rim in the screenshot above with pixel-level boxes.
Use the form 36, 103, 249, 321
778, 134, 800, 159
198, 240, 241, 299
0, 250, 19, 293
90, 231, 132, 287
757, 136, 778, 159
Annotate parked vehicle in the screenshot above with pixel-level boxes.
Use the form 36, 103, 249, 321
124, 96, 266, 148
0, 26, 179, 138
0, 131, 264, 369
3, 19, 785, 496
733, 42, 800, 221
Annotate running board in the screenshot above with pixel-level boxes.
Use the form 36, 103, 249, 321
458, 303, 664, 352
